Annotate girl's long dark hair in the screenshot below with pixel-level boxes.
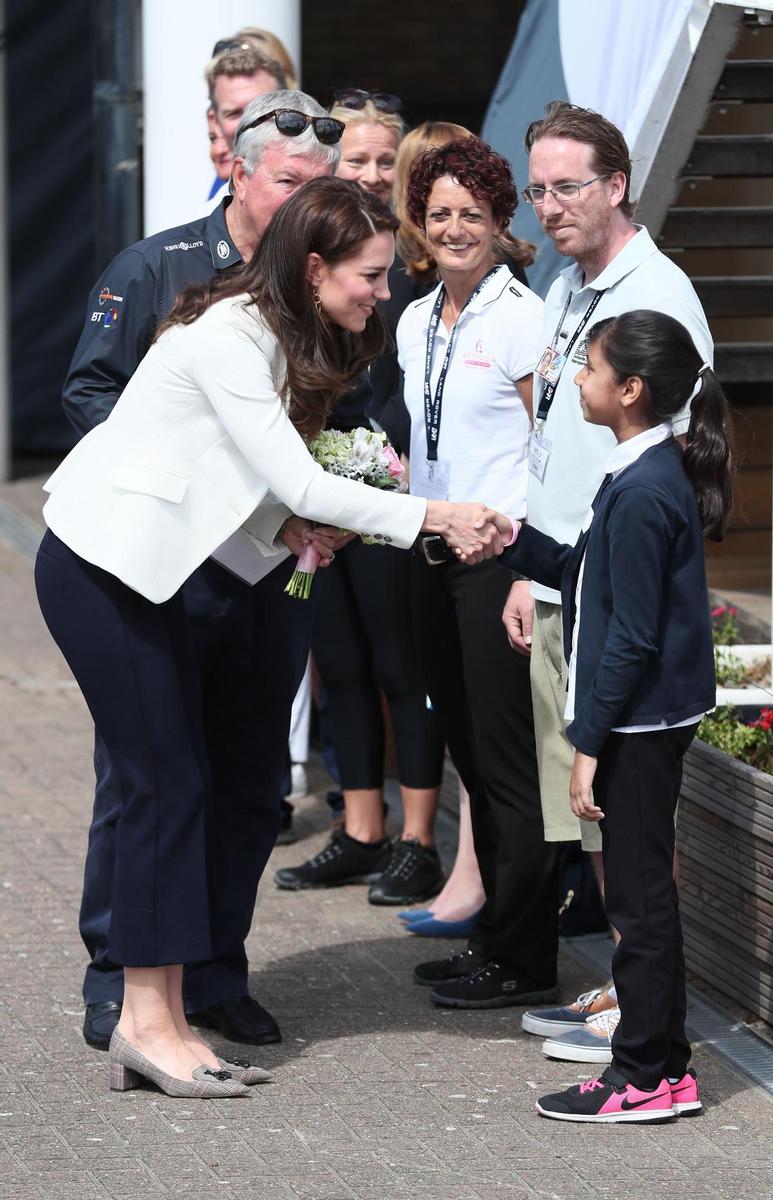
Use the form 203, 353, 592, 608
156, 178, 399, 438
587, 310, 734, 540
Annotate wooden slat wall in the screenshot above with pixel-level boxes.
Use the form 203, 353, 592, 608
677, 739, 773, 1023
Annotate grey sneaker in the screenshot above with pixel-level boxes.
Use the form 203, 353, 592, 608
541, 1007, 620, 1063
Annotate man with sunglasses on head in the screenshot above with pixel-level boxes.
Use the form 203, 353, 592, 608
204, 41, 287, 208
64, 91, 345, 1055
499, 101, 713, 1062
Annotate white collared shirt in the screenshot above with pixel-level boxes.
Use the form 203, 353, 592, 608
564, 424, 706, 734
528, 226, 713, 604
397, 265, 544, 515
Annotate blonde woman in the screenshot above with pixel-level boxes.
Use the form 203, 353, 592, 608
277, 96, 450, 908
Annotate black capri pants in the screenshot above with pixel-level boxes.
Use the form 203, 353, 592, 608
312, 538, 444, 790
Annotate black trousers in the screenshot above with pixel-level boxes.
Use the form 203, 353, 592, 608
312, 539, 444, 790
412, 554, 559, 987
595, 726, 696, 1089
36, 533, 312, 1006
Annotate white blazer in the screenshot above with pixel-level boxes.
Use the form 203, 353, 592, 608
43, 296, 427, 603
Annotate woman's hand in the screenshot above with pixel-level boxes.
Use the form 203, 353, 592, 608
569, 752, 603, 822
423, 501, 509, 564
281, 518, 347, 568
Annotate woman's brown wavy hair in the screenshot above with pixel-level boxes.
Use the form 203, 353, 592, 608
156, 178, 399, 438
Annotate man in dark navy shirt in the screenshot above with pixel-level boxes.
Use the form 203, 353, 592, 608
68, 90, 340, 1053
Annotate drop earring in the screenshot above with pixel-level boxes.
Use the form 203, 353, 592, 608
312, 283, 323, 317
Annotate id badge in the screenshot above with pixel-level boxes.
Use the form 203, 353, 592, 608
535, 346, 566, 385
414, 458, 450, 500
528, 432, 552, 483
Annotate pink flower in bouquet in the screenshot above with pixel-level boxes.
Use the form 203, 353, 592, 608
383, 443, 404, 480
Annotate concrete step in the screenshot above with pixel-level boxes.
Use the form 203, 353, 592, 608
659, 206, 773, 248
692, 275, 773, 316
714, 59, 773, 102
683, 134, 773, 177
715, 341, 773, 382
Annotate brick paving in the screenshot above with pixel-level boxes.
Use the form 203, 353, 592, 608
1, 479, 772, 1200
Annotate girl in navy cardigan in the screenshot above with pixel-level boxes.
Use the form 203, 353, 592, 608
498, 309, 733, 1124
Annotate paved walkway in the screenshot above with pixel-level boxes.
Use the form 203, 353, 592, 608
0, 478, 771, 1200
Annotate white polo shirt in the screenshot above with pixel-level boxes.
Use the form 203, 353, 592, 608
527, 226, 713, 604
397, 265, 544, 516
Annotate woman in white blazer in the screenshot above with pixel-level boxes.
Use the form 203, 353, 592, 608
35, 177, 505, 1099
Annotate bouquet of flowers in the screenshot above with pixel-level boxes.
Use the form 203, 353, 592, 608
285, 427, 406, 599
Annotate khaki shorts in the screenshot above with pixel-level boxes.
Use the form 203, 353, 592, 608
530, 600, 602, 853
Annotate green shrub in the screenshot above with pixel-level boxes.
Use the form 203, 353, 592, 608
698, 706, 773, 775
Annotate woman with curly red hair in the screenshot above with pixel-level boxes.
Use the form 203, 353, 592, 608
398, 138, 562, 1009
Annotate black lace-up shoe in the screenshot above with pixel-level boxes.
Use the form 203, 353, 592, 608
430, 960, 559, 1008
368, 837, 445, 905
413, 948, 486, 987
274, 830, 391, 890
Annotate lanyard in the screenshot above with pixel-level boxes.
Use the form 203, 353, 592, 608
536, 288, 606, 423
423, 267, 499, 461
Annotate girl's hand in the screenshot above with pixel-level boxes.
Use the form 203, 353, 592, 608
569, 752, 603, 822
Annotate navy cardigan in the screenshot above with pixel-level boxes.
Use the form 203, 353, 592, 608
501, 438, 716, 756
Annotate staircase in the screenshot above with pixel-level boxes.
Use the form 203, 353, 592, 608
642, 8, 773, 600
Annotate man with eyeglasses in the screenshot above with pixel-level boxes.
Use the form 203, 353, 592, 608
64, 91, 344, 1056
501, 101, 713, 1057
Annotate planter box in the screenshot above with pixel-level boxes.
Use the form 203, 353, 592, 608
715, 643, 771, 717
677, 737, 773, 1024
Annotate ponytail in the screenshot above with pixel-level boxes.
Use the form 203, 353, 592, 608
587, 309, 734, 541
682, 368, 734, 541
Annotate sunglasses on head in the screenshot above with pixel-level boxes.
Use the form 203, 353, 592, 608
211, 37, 252, 56
332, 88, 402, 114
240, 108, 345, 146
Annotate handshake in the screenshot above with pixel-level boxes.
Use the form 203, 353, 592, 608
423, 501, 520, 565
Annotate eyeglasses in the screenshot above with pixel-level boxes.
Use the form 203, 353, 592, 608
522, 175, 609, 206
240, 108, 345, 146
332, 88, 403, 114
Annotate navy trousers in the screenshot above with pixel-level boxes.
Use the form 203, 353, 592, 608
35, 532, 312, 1007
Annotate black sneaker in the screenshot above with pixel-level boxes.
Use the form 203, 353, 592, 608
368, 837, 445, 906
274, 830, 391, 890
430, 960, 560, 1009
413, 948, 486, 987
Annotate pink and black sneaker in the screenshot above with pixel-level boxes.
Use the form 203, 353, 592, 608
536, 1065, 675, 1123
670, 1068, 702, 1115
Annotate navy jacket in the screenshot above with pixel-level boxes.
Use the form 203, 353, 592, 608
63, 201, 242, 436
502, 438, 715, 756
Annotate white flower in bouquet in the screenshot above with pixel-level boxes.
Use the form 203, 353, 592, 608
285, 428, 406, 599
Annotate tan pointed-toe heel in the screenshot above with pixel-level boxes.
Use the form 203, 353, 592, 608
109, 1030, 249, 1098
218, 1056, 272, 1085
109, 1060, 143, 1091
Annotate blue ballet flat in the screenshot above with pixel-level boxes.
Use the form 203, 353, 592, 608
407, 912, 482, 938
398, 908, 434, 923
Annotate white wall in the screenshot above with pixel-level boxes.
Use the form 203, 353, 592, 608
142, 0, 300, 236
